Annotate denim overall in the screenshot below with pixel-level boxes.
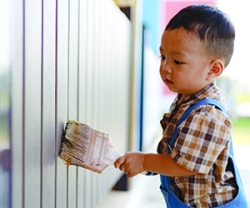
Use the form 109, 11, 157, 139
159, 99, 249, 208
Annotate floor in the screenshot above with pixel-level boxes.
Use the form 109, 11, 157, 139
96, 174, 165, 208
96, 144, 250, 208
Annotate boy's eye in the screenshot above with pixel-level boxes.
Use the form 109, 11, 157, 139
174, 60, 183, 65
159, 55, 165, 60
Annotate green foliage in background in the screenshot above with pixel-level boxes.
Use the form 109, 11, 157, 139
235, 93, 250, 104
232, 118, 250, 144
232, 90, 250, 144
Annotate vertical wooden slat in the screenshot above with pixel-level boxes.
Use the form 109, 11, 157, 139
110, 3, 120, 185
67, 0, 79, 207
115, 5, 131, 155
100, 2, 113, 196
10, 0, 23, 207
84, 0, 94, 206
92, 0, 99, 205
24, 0, 42, 207
94, 0, 102, 204
55, 0, 68, 207
97, 0, 106, 201
41, 0, 56, 207
105, 6, 115, 190
77, 0, 87, 206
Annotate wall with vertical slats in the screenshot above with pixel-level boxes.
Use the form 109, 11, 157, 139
8, 0, 131, 207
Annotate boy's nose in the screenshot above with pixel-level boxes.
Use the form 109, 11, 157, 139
162, 62, 171, 73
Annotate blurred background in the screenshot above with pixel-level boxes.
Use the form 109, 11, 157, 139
99, 0, 250, 207
0, 0, 249, 207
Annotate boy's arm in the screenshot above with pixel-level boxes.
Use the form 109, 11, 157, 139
114, 152, 198, 178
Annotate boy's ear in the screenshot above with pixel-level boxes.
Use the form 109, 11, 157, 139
206, 60, 224, 81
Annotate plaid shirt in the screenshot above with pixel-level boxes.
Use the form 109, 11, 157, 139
157, 82, 237, 207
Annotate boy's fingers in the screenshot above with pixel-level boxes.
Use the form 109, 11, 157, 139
114, 156, 126, 168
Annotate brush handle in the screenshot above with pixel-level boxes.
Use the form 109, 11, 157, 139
86, 130, 122, 173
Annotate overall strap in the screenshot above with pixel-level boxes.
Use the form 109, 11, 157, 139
167, 99, 226, 154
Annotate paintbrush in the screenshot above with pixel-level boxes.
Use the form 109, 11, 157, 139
60, 120, 122, 173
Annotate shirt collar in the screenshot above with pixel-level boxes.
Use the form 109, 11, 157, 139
181, 82, 217, 103
170, 82, 220, 111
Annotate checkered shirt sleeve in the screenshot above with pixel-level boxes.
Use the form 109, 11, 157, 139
171, 105, 231, 174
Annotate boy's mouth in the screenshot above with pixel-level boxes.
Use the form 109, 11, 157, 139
164, 78, 174, 85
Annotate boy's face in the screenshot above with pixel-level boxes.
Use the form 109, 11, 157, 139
159, 27, 213, 95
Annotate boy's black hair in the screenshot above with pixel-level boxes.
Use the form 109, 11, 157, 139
165, 4, 235, 67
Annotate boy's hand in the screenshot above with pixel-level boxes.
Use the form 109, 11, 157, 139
114, 152, 145, 178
